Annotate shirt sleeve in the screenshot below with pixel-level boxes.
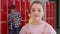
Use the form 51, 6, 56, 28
46, 23, 57, 34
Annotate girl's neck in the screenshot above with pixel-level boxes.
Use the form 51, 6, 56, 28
31, 19, 43, 25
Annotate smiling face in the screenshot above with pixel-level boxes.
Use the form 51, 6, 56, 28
29, 3, 44, 20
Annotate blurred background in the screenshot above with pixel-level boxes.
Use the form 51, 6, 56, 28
0, 0, 60, 34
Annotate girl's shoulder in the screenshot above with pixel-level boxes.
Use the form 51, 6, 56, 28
43, 21, 53, 28
42, 21, 55, 31
43, 21, 56, 34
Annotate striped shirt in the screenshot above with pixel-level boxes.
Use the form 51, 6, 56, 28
9, 11, 22, 29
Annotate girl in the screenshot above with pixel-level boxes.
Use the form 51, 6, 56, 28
20, 1, 56, 34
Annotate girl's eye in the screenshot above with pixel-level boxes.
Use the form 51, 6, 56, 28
38, 9, 41, 12
31, 9, 35, 12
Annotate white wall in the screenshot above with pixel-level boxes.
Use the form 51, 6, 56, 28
30, 0, 49, 21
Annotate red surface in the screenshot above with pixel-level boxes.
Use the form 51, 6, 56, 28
26, 0, 30, 19
1, 0, 7, 21
1, 0, 30, 34
46, 2, 56, 29
15, 0, 20, 11
1, 21, 7, 34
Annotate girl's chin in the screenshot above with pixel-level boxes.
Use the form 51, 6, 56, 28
33, 17, 40, 20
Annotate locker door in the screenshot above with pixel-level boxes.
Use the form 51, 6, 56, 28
15, 0, 20, 11
26, 0, 30, 20
46, 1, 56, 29
21, 0, 30, 27
1, 0, 7, 34
0, 0, 1, 34
1, 0, 13, 34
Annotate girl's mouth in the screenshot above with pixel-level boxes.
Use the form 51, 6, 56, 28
34, 15, 39, 17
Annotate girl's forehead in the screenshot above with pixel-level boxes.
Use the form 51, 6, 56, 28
31, 4, 43, 9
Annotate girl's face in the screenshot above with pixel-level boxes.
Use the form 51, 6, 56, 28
29, 3, 44, 20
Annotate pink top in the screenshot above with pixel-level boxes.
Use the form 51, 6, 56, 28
20, 21, 56, 34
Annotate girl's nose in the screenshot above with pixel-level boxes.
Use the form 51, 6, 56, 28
35, 11, 39, 14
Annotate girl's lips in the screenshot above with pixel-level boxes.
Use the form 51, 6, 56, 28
34, 15, 39, 17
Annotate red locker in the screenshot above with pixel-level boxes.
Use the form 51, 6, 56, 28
20, 0, 30, 27
15, 0, 20, 11
26, 0, 30, 20
1, 0, 7, 21
1, 21, 7, 34
1, 0, 7, 34
46, 2, 56, 29
1, 0, 30, 34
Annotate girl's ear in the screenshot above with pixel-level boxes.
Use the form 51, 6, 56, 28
28, 14, 31, 17
28, 14, 33, 23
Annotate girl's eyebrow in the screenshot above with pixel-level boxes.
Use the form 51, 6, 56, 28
31, 8, 35, 10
